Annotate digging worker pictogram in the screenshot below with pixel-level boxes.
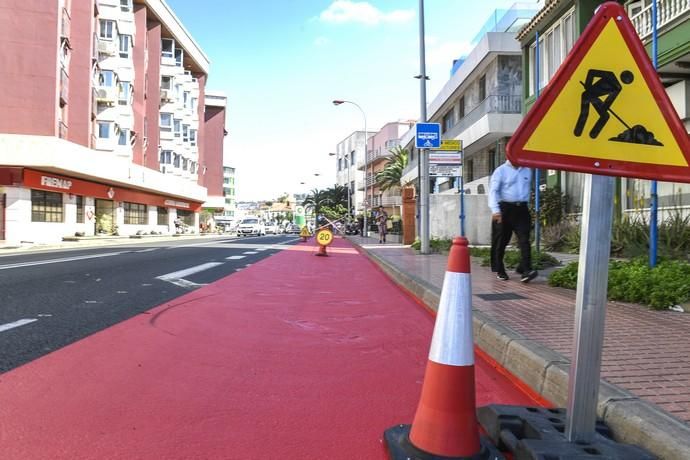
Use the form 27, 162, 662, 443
574, 69, 634, 139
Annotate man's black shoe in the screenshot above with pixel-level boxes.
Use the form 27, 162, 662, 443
521, 270, 538, 283
515, 267, 525, 275
497, 272, 509, 281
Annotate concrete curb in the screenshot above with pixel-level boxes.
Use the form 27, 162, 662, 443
355, 242, 690, 460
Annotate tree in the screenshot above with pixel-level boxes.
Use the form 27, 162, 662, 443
375, 146, 409, 191
302, 188, 332, 218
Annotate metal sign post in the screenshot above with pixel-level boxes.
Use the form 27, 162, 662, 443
565, 174, 615, 442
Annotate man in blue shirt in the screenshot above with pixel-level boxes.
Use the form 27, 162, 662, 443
488, 160, 538, 282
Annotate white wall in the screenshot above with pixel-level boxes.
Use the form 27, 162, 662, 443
429, 193, 492, 245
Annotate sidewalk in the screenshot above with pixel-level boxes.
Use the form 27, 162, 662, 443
0, 237, 540, 459
349, 234, 690, 459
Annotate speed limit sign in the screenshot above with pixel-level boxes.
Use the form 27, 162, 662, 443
316, 228, 333, 246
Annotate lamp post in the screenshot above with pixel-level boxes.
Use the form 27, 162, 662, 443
329, 152, 351, 215
333, 99, 369, 237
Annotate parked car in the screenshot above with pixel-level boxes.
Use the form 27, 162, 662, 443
237, 217, 265, 236
264, 221, 279, 235
286, 223, 301, 234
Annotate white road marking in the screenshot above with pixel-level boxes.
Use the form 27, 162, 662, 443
243, 251, 258, 255
136, 248, 159, 253
156, 262, 223, 289
226, 255, 246, 260
256, 248, 268, 251
117, 291, 128, 294
0, 251, 127, 271
0, 318, 37, 333
37, 314, 52, 317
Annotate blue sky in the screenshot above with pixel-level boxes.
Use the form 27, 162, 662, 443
165, 0, 528, 200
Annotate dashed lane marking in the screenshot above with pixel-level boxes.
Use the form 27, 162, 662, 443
0, 251, 128, 271
226, 255, 246, 260
243, 251, 258, 255
0, 318, 38, 333
156, 262, 223, 289
135, 248, 159, 253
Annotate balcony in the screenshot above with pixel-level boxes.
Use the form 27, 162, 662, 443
443, 94, 522, 143
381, 195, 402, 206
91, 88, 98, 119
59, 68, 69, 106
92, 33, 99, 61
90, 133, 97, 149
98, 39, 117, 57
95, 86, 117, 105
60, 8, 70, 39
631, 0, 690, 40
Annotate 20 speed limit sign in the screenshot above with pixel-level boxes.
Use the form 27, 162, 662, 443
316, 229, 334, 246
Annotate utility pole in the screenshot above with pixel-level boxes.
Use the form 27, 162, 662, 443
418, 0, 430, 254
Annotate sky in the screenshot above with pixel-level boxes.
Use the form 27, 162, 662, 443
165, 0, 528, 201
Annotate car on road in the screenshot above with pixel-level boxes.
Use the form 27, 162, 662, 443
286, 223, 301, 234
264, 221, 279, 235
237, 217, 265, 236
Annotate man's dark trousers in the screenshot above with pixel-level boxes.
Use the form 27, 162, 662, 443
494, 201, 532, 275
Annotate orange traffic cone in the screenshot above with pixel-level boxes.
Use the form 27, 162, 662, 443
384, 237, 501, 459
315, 244, 328, 257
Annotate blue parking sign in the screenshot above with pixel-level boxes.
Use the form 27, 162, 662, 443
415, 123, 441, 149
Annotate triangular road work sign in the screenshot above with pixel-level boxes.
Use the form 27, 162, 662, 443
507, 1, 690, 183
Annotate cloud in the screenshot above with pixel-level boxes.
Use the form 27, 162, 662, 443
426, 40, 474, 67
314, 36, 331, 47
319, 1, 414, 26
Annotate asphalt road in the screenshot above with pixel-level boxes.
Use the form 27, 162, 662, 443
0, 234, 299, 372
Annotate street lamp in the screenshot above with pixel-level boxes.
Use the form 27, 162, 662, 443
333, 99, 369, 237
329, 152, 352, 216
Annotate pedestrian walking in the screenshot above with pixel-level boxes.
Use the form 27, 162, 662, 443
376, 206, 388, 244
488, 160, 538, 283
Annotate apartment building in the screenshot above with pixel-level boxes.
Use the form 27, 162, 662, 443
360, 121, 413, 218
334, 130, 370, 214
0, 0, 225, 244
222, 166, 236, 218
518, 0, 690, 217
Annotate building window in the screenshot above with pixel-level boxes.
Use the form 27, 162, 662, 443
173, 153, 181, 168
118, 81, 131, 105
191, 97, 197, 112
124, 202, 147, 225
157, 207, 168, 225
161, 75, 173, 90
337, 158, 342, 171
175, 48, 183, 67
119, 34, 131, 58
118, 128, 129, 146
350, 151, 355, 166
99, 70, 116, 87
190, 161, 196, 174
459, 96, 465, 118
173, 119, 181, 138
177, 210, 193, 226
478, 75, 486, 101
99, 19, 115, 40
183, 91, 190, 109
160, 113, 173, 131
161, 38, 174, 59
120, 0, 132, 12
528, 8, 576, 96
31, 190, 63, 223
175, 83, 182, 99
465, 158, 474, 182
98, 121, 112, 139
182, 124, 189, 142
190, 129, 197, 146
442, 109, 455, 133
182, 158, 188, 171
160, 150, 172, 164
76, 196, 84, 223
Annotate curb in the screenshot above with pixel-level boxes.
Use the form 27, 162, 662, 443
355, 242, 690, 460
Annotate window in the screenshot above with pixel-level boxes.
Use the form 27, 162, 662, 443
118, 81, 131, 105
160, 150, 172, 164
160, 113, 173, 131
338, 158, 342, 171
157, 206, 168, 225
99, 20, 115, 39
99, 70, 116, 87
191, 97, 197, 112
118, 128, 129, 146
442, 109, 455, 133
173, 153, 181, 168
175, 83, 182, 99
528, 9, 576, 96
183, 91, 190, 109
31, 190, 63, 222
478, 75, 486, 101
182, 124, 189, 142
76, 196, 84, 223
350, 151, 355, 166
465, 158, 474, 182
119, 34, 131, 58
173, 119, 181, 138
459, 96, 465, 118
175, 48, 183, 67
182, 158, 188, 171
120, 0, 132, 12
161, 38, 174, 58
98, 121, 111, 139
124, 202, 147, 225
190, 129, 197, 146
161, 75, 173, 90
190, 162, 196, 174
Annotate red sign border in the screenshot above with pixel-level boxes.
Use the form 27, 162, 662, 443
506, 1, 690, 183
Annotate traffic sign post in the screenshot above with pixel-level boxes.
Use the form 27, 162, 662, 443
507, 1, 690, 445
415, 123, 440, 255
415, 123, 441, 149
315, 228, 333, 257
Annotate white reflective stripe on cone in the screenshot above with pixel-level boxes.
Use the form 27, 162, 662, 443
428, 271, 474, 367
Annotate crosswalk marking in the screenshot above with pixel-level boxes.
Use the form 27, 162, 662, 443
226, 255, 246, 260
243, 251, 258, 255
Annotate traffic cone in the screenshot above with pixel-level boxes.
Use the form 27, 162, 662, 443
315, 244, 328, 257
384, 237, 500, 459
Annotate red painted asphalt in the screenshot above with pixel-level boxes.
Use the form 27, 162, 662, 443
0, 238, 542, 459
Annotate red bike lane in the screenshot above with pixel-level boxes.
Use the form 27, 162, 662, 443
0, 238, 543, 459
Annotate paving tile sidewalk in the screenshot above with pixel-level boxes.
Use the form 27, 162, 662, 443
349, 235, 690, 424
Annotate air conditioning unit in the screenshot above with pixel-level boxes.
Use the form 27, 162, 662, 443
160, 89, 173, 102
98, 40, 116, 56
96, 88, 115, 105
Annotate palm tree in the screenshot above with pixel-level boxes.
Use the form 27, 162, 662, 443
302, 188, 332, 218
376, 146, 409, 191
325, 184, 349, 208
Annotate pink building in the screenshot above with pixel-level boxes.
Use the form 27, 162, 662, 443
0, 0, 226, 243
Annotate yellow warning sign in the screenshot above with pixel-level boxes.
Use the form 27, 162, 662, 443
525, 20, 685, 166
508, 2, 690, 183
300, 226, 310, 238
316, 228, 333, 246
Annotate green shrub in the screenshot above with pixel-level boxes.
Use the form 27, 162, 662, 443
549, 258, 690, 309
474, 247, 559, 270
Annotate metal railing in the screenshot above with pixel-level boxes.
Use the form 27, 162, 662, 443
58, 121, 68, 139
631, 0, 690, 40
444, 94, 521, 140
59, 68, 69, 105
60, 8, 70, 39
